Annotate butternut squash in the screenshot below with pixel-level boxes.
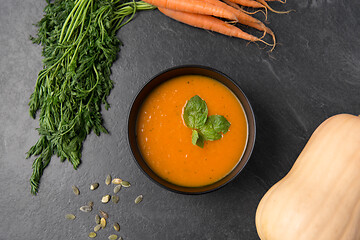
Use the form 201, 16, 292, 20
255, 114, 360, 240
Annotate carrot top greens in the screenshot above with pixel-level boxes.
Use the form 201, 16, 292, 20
27, 0, 155, 195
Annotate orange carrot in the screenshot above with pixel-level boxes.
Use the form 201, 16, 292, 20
227, 0, 268, 20
255, 0, 292, 13
142, 0, 238, 21
223, 0, 242, 10
158, 7, 272, 47
203, 0, 275, 48
227, 0, 266, 9
266, 0, 286, 3
223, 0, 265, 16
203, 0, 257, 23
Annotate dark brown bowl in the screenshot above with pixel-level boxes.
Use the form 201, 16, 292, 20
127, 65, 256, 194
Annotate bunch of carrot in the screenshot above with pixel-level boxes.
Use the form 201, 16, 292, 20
142, 0, 291, 51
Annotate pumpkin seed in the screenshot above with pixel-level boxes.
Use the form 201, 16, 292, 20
113, 222, 120, 232
90, 183, 99, 190
99, 210, 109, 219
105, 174, 112, 185
72, 185, 80, 195
112, 178, 123, 184
114, 185, 122, 193
88, 201, 94, 207
121, 181, 130, 188
135, 195, 143, 204
101, 195, 111, 203
80, 205, 92, 212
65, 214, 76, 220
95, 214, 100, 224
100, 217, 106, 229
88, 232, 97, 238
108, 234, 118, 240
112, 195, 119, 204
94, 224, 102, 232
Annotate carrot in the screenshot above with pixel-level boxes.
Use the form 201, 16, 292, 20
203, 0, 258, 23
203, 0, 276, 48
223, 0, 265, 16
227, 0, 266, 10
255, 0, 292, 13
227, 0, 268, 20
158, 7, 272, 47
266, 0, 286, 3
142, 0, 238, 21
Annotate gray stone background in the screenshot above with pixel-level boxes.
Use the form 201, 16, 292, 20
0, 0, 359, 239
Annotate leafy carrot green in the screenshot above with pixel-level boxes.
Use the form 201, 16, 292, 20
27, 0, 155, 195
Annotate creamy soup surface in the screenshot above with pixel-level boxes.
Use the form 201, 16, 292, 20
136, 75, 248, 187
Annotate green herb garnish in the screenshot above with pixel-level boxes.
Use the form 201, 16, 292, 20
183, 95, 208, 129
26, 0, 156, 195
183, 95, 230, 148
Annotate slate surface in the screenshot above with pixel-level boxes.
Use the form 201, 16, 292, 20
0, 0, 359, 239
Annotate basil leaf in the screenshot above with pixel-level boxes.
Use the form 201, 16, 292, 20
200, 115, 231, 141
183, 96, 231, 147
208, 115, 231, 134
196, 133, 205, 148
183, 95, 208, 129
192, 130, 205, 148
192, 130, 199, 145
199, 123, 222, 141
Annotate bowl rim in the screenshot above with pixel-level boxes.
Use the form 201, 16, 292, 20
127, 64, 256, 194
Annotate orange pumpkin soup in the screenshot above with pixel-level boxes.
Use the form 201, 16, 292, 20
136, 75, 248, 187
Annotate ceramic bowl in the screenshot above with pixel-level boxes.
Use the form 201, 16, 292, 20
128, 65, 256, 194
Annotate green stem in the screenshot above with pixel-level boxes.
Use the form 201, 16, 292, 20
60, 102, 82, 136
80, 65, 100, 93
64, 0, 92, 43
68, 16, 92, 68
59, 0, 84, 43
64, 1, 86, 41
